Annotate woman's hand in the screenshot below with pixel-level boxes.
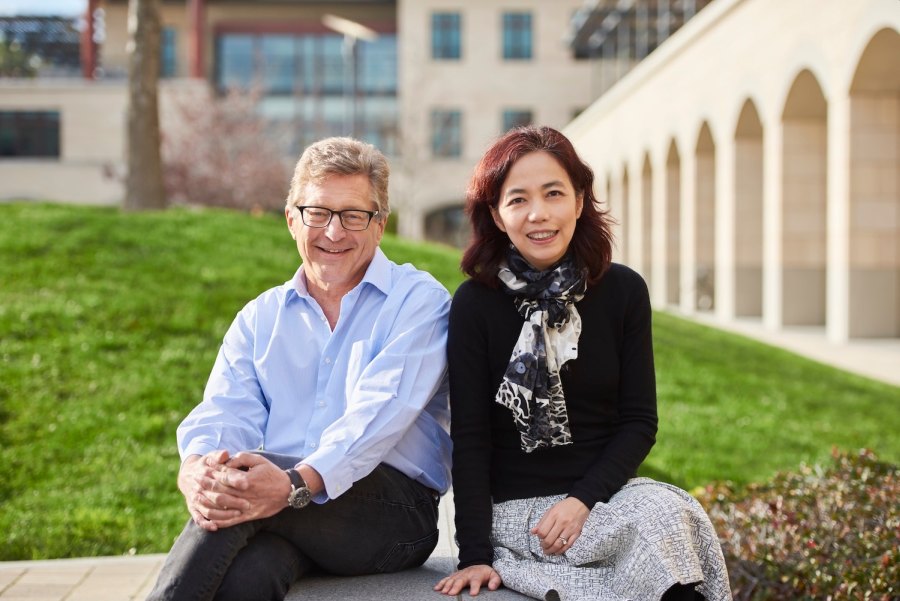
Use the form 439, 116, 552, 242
531, 497, 590, 555
434, 565, 502, 596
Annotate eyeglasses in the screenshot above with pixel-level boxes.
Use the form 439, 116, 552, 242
293, 205, 380, 231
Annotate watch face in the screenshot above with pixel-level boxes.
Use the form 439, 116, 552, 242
289, 486, 312, 509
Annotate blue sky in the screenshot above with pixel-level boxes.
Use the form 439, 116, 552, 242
0, 0, 85, 16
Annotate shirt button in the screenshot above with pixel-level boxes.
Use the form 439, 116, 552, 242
310, 442, 317, 448
317, 401, 325, 407
324, 357, 332, 364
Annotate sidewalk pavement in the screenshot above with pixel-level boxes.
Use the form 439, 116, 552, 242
0, 493, 530, 601
2, 319, 896, 601
686, 312, 900, 387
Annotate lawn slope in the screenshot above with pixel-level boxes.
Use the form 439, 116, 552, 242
1, 203, 896, 559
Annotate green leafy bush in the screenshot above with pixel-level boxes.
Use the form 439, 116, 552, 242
697, 449, 898, 601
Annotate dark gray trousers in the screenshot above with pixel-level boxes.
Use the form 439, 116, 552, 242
146, 455, 440, 601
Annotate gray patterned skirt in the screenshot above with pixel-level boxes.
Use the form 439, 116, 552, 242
490, 478, 732, 601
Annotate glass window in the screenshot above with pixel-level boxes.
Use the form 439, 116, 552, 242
432, 110, 462, 158
502, 109, 532, 133
160, 27, 177, 78
0, 111, 60, 158
432, 13, 461, 60
358, 35, 397, 94
319, 35, 345, 94
217, 34, 255, 89
359, 96, 399, 156
213, 30, 398, 155
260, 35, 295, 94
502, 12, 532, 60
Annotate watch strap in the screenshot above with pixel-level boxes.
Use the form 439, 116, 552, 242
285, 468, 306, 490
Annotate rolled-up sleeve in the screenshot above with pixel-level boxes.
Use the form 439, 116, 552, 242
303, 283, 450, 500
177, 303, 269, 461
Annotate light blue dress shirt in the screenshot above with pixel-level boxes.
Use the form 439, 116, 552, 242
177, 248, 452, 501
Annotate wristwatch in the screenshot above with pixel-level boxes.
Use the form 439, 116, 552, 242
285, 468, 312, 509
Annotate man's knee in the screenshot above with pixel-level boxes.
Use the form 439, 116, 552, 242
213, 532, 306, 601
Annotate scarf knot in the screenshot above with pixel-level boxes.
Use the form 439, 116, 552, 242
495, 248, 586, 453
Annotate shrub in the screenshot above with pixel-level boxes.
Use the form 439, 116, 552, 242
697, 449, 898, 601
161, 85, 291, 212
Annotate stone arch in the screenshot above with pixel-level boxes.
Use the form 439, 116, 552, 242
665, 139, 681, 306
734, 98, 764, 317
695, 122, 716, 311
781, 69, 828, 326
847, 27, 900, 337
424, 202, 467, 248
640, 152, 653, 287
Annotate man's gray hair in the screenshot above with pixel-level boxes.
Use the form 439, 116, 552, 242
286, 137, 390, 218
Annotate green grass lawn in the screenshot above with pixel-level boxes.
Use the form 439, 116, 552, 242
1, 203, 897, 560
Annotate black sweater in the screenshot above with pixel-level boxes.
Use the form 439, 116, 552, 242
448, 263, 658, 569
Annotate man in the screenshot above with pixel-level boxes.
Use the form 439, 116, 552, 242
147, 137, 452, 601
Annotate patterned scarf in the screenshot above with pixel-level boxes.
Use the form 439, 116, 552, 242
495, 248, 587, 453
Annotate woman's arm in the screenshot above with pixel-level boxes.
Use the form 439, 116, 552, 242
568, 269, 658, 508
447, 281, 497, 569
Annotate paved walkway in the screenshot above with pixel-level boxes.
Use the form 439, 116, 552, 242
0, 494, 528, 601
1, 320, 896, 601
685, 312, 900, 387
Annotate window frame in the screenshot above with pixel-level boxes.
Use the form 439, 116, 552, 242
502, 109, 533, 133
431, 109, 462, 158
431, 12, 461, 60
0, 110, 61, 159
502, 12, 532, 60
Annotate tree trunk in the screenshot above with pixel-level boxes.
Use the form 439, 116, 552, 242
124, 0, 166, 210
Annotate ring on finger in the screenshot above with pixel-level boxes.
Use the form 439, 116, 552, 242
558, 536, 568, 546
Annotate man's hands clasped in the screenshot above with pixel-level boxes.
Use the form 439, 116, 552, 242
178, 450, 293, 531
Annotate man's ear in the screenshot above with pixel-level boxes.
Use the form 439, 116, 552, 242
374, 214, 386, 243
285, 206, 297, 240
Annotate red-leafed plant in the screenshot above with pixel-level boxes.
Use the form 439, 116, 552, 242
161, 85, 291, 213
697, 449, 898, 601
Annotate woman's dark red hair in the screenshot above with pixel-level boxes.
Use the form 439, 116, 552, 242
460, 126, 614, 286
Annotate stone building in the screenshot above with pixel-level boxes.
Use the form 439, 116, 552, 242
566, 0, 899, 342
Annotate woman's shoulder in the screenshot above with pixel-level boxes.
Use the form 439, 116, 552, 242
453, 278, 502, 304
603, 262, 644, 283
450, 279, 514, 327
593, 262, 649, 294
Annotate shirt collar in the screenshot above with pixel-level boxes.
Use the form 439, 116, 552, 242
284, 247, 391, 306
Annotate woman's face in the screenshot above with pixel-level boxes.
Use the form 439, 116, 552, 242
491, 151, 584, 271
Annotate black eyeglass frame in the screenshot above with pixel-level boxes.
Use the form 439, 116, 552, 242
292, 205, 381, 231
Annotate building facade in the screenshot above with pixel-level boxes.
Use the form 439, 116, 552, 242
396, 0, 593, 242
0, 0, 596, 244
566, 0, 899, 342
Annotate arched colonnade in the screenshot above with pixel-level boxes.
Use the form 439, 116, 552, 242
569, 0, 899, 342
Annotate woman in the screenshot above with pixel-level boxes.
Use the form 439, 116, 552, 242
434, 127, 730, 601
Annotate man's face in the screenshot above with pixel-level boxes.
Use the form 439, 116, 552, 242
285, 173, 385, 295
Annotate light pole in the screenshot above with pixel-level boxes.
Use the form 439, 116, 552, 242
322, 14, 378, 138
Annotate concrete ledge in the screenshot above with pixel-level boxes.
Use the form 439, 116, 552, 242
0, 495, 534, 601
285, 492, 532, 600
286, 556, 454, 600
285, 555, 532, 601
